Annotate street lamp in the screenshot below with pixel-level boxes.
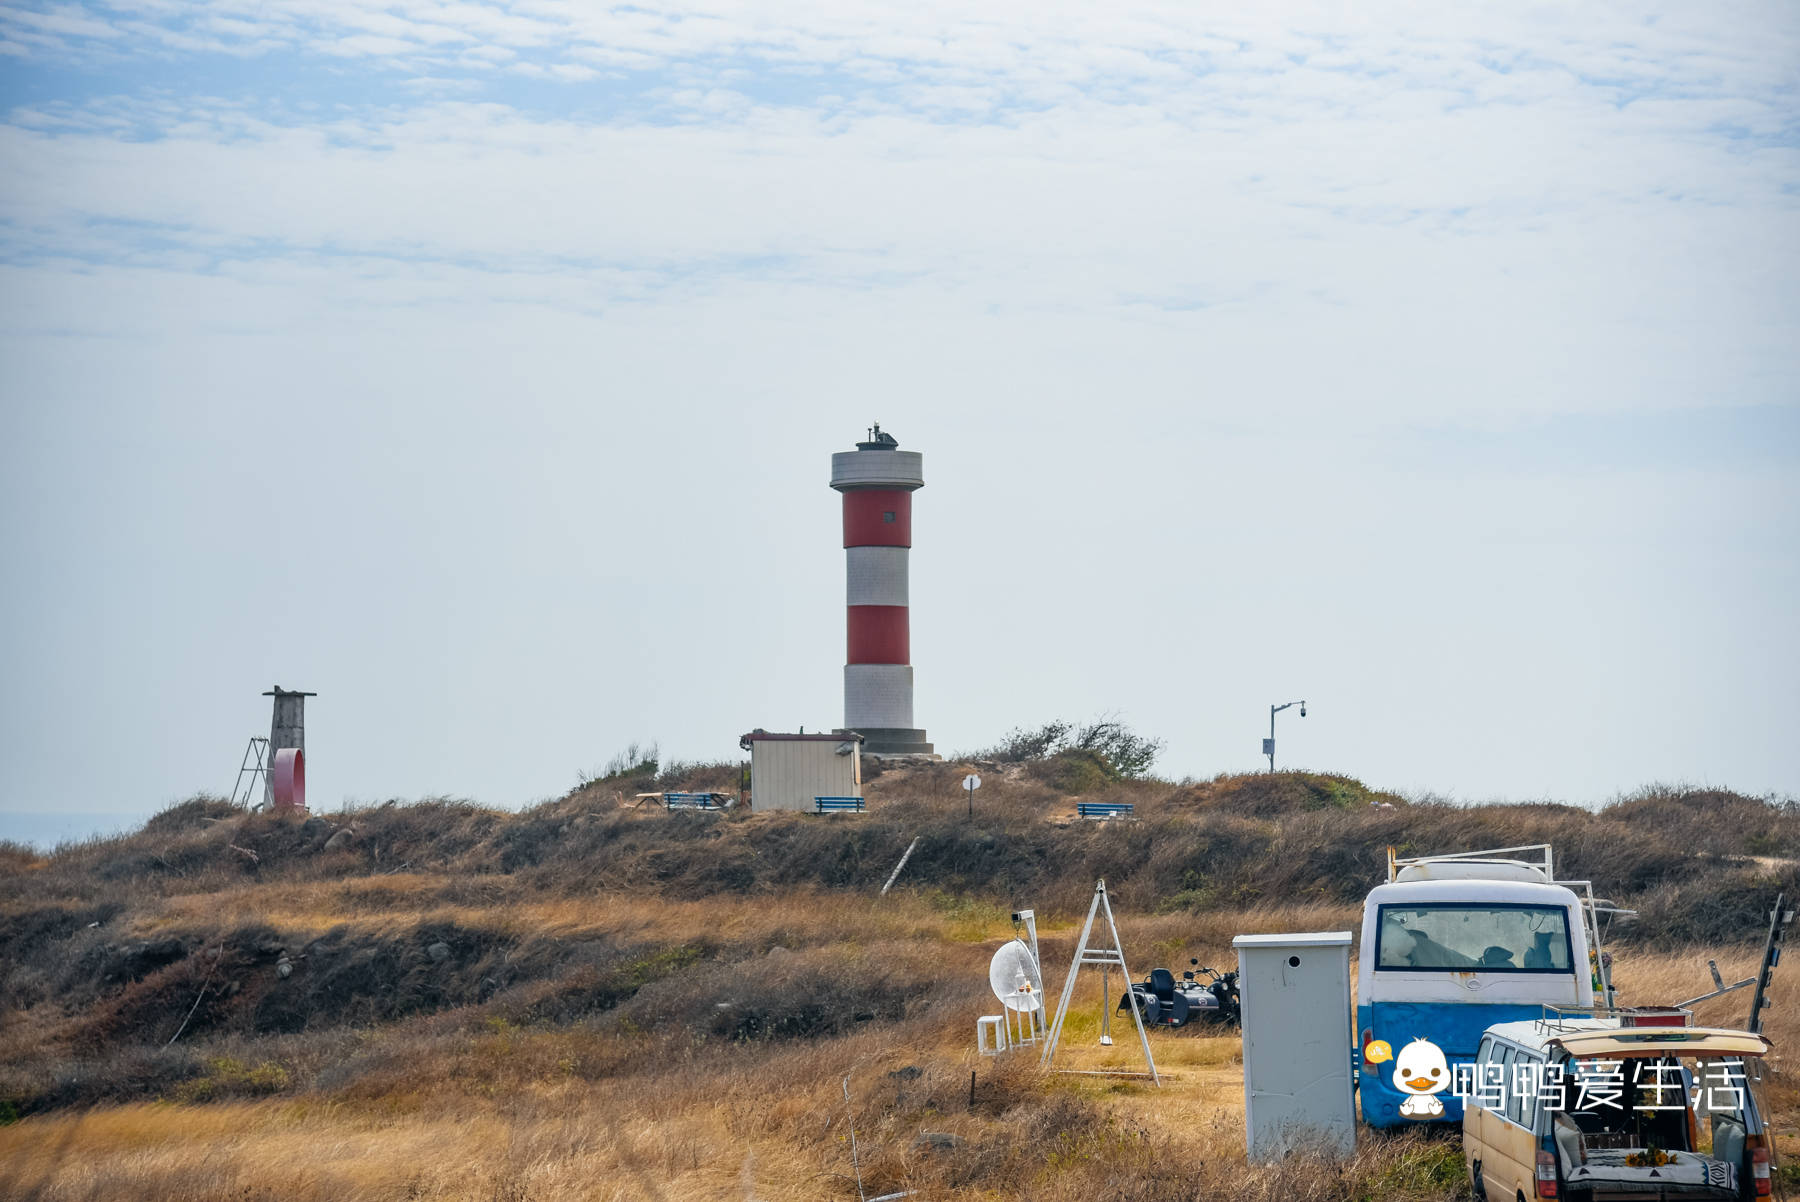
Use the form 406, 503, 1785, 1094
1264, 700, 1306, 772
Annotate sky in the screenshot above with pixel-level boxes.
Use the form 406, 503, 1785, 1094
1, 0, 1797, 842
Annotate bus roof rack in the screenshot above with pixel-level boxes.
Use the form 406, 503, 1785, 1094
1387, 843, 1639, 1008
1388, 843, 1556, 883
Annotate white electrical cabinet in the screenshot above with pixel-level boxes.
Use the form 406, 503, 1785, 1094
1232, 931, 1356, 1161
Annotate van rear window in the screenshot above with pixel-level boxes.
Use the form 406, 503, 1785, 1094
1375, 903, 1573, 973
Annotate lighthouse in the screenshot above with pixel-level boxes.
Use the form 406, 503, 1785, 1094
831, 425, 933, 756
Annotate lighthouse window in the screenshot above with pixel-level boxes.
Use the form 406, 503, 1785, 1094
882, 511, 896, 523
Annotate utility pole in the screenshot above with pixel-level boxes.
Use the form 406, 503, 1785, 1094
1264, 700, 1305, 772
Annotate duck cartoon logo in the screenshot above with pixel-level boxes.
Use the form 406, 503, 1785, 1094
1392, 1037, 1450, 1119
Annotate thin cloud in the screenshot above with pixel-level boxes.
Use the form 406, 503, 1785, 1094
0, 1, 1794, 431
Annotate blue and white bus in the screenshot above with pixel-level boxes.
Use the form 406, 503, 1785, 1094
1356, 846, 1615, 1129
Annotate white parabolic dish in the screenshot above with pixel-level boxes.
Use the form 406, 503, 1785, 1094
988, 940, 1041, 1012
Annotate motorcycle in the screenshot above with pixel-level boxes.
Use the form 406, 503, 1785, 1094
1118, 958, 1241, 1029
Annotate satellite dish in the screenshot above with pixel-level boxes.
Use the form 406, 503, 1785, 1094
989, 939, 1042, 1012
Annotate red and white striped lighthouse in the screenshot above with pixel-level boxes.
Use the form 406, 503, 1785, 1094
831, 424, 933, 756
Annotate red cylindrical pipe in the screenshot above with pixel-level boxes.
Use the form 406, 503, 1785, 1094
842, 490, 912, 548
272, 747, 306, 812
847, 605, 910, 664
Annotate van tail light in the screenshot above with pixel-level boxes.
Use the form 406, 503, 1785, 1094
1360, 1029, 1374, 1062
1751, 1146, 1771, 1196
1535, 1150, 1559, 1198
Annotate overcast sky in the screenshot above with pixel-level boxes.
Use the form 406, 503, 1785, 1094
2, 0, 1796, 839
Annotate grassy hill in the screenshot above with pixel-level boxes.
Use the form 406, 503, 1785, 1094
2, 765, 1797, 1200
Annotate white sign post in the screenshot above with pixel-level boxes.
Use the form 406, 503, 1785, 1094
963, 773, 981, 819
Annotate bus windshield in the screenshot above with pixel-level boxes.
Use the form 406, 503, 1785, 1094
1375, 902, 1573, 973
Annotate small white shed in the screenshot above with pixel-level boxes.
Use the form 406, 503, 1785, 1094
1233, 931, 1357, 1162
739, 730, 863, 812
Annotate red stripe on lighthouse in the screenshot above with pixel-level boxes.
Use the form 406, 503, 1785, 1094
842, 490, 912, 547
847, 605, 910, 664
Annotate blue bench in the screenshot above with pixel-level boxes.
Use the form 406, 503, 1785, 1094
814, 795, 866, 814
665, 792, 729, 811
1077, 802, 1134, 820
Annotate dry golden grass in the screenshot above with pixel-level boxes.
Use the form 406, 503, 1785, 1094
5, 778, 1799, 1200
7, 898, 1795, 1202
0, 1044, 1441, 1202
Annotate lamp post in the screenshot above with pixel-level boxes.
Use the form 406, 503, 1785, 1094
1264, 700, 1306, 772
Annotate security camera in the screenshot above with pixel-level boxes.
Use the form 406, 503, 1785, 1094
1300, 703, 1307, 717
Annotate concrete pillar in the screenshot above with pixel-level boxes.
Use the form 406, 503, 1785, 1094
262, 686, 315, 805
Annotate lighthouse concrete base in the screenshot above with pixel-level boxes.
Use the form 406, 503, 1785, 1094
851, 727, 936, 757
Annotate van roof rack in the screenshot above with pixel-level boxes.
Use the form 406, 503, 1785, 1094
1534, 1002, 1694, 1036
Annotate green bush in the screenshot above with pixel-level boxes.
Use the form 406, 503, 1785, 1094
170, 1056, 289, 1103
971, 717, 1165, 783
577, 741, 661, 787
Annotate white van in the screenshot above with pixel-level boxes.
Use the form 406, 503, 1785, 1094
1463, 1018, 1774, 1201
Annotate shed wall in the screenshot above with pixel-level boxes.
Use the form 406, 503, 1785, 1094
751, 740, 862, 812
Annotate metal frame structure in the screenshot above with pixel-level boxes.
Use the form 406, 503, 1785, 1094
999, 979, 1046, 1050
1676, 959, 1755, 1011
1041, 880, 1159, 1085
1003, 908, 1047, 1050
230, 736, 269, 809
1746, 892, 1792, 1036
1013, 908, 1042, 967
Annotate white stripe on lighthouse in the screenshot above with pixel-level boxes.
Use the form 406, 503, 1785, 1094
846, 546, 910, 607
845, 664, 914, 729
